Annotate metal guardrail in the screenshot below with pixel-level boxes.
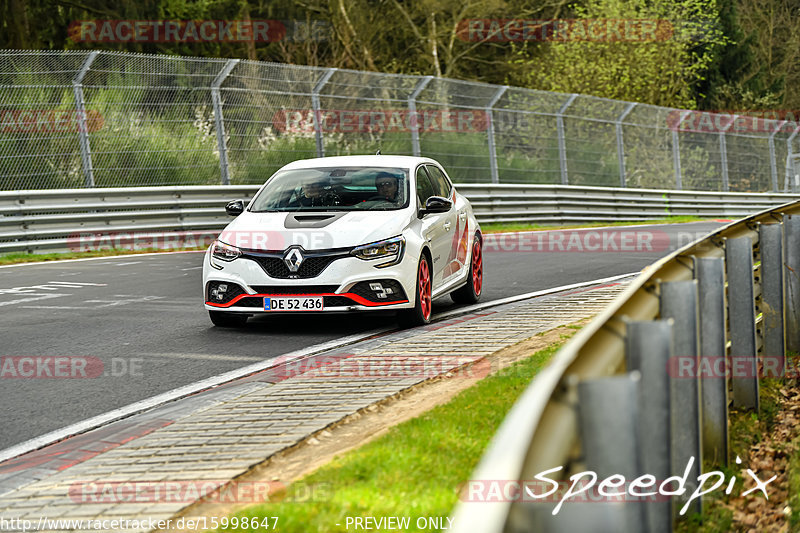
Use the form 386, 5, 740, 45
450, 199, 800, 532
3, 49, 800, 193
2, 185, 799, 254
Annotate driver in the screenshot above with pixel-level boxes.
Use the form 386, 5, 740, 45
374, 173, 400, 203
299, 180, 324, 207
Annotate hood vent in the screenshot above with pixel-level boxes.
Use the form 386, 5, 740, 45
284, 212, 346, 228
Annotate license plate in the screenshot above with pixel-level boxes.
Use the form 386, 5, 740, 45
264, 296, 324, 311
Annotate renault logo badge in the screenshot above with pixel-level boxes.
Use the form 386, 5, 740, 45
283, 248, 304, 272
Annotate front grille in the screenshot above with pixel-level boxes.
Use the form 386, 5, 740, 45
242, 248, 351, 279
250, 285, 339, 295
324, 296, 355, 307
206, 281, 246, 304
349, 279, 407, 303
235, 296, 264, 308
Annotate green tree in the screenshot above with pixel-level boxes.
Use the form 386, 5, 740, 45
507, 0, 728, 109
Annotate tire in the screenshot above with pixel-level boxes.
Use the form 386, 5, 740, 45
451, 233, 483, 305
208, 310, 249, 328
399, 253, 433, 328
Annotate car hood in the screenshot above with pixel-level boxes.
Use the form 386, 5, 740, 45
217, 210, 413, 251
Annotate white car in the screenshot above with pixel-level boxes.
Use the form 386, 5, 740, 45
202, 155, 483, 327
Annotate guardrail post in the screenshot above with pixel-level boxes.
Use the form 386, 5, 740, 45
759, 223, 786, 376
312, 68, 337, 158
73, 51, 99, 188
659, 281, 703, 517
718, 115, 736, 192
726, 237, 759, 410
626, 321, 672, 533
486, 86, 508, 184
556, 94, 577, 185
769, 121, 785, 192
785, 215, 800, 353
408, 76, 433, 157
671, 110, 691, 190
693, 256, 729, 466
576, 372, 643, 532
616, 103, 637, 187
211, 59, 239, 186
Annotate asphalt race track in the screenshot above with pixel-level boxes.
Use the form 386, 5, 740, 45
0, 221, 724, 450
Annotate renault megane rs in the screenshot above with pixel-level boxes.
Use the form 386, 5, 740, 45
203, 155, 483, 327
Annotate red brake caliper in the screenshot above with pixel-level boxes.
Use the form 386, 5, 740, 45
472, 241, 482, 295
420, 259, 431, 319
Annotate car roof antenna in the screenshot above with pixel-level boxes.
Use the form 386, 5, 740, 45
376, 149, 381, 155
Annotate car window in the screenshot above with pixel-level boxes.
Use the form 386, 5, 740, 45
248, 166, 409, 211
425, 165, 452, 198
416, 166, 435, 207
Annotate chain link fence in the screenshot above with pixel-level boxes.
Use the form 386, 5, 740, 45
2, 49, 799, 192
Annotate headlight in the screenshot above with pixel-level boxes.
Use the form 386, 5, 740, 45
351, 236, 405, 267
211, 240, 241, 262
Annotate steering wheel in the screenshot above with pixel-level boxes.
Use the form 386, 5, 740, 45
321, 190, 341, 206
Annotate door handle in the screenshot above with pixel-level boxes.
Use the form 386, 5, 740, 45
443, 221, 451, 231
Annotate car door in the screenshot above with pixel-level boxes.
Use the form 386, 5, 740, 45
425, 164, 463, 282
416, 165, 452, 289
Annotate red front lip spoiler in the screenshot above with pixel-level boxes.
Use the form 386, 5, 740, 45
206, 292, 408, 308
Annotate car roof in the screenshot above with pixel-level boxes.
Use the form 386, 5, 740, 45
280, 155, 438, 171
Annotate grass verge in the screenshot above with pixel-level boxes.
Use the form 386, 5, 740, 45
480, 215, 711, 234
0, 247, 206, 265
1, 216, 717, 266
221, 336, 571, 532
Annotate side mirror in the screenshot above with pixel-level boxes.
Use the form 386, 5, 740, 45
419, 196, 452, 216
225, 199, 244, 216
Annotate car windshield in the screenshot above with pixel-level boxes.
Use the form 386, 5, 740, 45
248, 166, 410, 212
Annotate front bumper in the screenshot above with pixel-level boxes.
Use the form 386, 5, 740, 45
202, 247, 416, 313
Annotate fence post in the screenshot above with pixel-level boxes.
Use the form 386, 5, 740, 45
769, 121, 785, 192
486, 86, 508, 184
311, 68, 337, 158
73, 51, 99, 188
759, 223, 785, 376
659, 281, 702, 517
785, 215, 800, 354
718, 115, 737, 192
626, 320, 673, 533
693, 256, 729, 466
408, 76, 433, 157
211, 59, 239, 186
616, 103, 637, 187
556, 94, 577, 185
786, 127, 800, 192
726, 236, 759, 410
671, 110, 691, 190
